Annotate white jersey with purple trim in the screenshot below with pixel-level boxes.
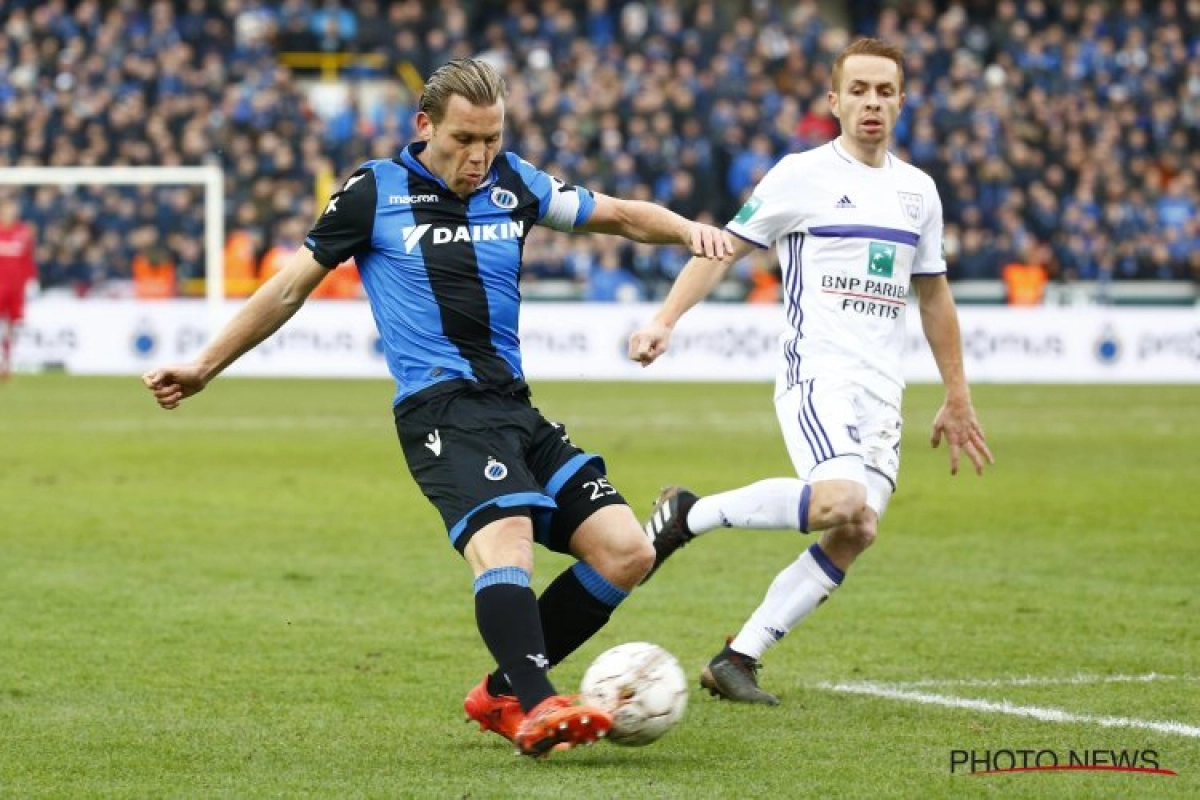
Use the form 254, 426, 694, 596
726, 140, 945, 407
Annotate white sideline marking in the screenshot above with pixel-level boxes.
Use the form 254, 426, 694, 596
817, 681, 1200, 739
3, 411, 780, 435
883, 673, 1199, 689
0, 416, 384, 433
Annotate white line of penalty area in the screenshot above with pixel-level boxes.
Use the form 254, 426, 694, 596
876, 673, 1200, 689
815, 680, 1200, 739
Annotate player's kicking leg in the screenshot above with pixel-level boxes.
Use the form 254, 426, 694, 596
395, 394, 616, 756
466, 459, 651, 752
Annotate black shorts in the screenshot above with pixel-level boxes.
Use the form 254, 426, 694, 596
394, 381, 628, 554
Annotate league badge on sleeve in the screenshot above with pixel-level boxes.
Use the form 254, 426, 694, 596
732, 195, 763, 224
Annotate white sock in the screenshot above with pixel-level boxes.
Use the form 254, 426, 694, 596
686, 478, 807, 536
729, 544, 843, 660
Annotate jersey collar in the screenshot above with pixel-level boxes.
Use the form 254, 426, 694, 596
831, 138, 894, 169
400, 142, 498, 193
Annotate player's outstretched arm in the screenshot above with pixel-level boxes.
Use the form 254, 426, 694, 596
628, 237, 757, 366
579, 193, 733, 259
913, 274, 994, 475
143, 248, 329, 410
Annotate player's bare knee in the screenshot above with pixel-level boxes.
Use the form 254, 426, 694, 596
592, 526, 654, 588
614, 526, 656, 584
849, 516, 878, 551
631, 534, 655, 581
811, 482, 868, 529
570, 505, 654, 587
464, 515, 536, 574
826, 516, 877, 555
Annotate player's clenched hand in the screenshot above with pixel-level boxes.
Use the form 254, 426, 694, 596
930, 399, 994, 476
628, 320, 673, 367
142, 364, 207, 410
685, 223, 734, 259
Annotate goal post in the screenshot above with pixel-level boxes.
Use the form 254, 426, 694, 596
0, 165, 225, 329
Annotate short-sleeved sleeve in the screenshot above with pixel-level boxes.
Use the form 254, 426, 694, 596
506, 154, 596, 232
913, 182, 947, 276
305, 166, 378, 268
724, 161, 798, 249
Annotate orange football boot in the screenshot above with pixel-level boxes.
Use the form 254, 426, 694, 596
463, 675, 524, 742
513, 695, 612, 757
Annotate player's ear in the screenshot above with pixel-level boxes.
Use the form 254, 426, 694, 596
415, 111, 434, 141
827, 90, 839, 118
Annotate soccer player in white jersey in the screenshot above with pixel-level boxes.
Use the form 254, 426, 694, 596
627, 38, 994, 704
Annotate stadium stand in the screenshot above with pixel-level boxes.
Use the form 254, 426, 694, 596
0, 0, 1196, 303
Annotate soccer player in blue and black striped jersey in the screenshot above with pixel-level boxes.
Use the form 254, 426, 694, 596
143, 58, 733, 757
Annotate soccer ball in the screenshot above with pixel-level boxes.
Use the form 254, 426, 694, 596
580, 641, 688, 746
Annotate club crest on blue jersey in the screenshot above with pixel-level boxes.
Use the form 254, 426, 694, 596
484, 457, 508, 481
490, 186, 519, 209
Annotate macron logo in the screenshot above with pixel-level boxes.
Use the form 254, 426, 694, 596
402, 224, 432, 253
389, 193, 439, 205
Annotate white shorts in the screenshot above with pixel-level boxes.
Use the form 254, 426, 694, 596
774, 374, 901, 516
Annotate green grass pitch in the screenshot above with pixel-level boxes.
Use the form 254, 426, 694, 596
1, 375, 1197, 798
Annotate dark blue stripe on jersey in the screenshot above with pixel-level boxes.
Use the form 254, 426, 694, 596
478, 156, 541, 374
808, 225, 920, 246
407, 170, 514, 387
785, 232, 804, 387
347, 148, 573, 403
354, 163, 473, 400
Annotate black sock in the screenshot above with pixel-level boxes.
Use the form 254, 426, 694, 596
490, 565, 619, 696
475, 583, 555, 712
540, 566, 618, 666
485, 672, 511, 696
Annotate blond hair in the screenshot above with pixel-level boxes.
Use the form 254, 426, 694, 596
831, 38, 906, 92
419, 58, 508, 123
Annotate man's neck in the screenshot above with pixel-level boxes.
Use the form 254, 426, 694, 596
413, 148, 473, 200
837, 135, 888, 168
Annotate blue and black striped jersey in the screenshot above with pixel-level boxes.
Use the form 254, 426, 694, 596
304, 143, 596, 405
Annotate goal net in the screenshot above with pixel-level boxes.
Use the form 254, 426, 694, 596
0, 165, 225, 327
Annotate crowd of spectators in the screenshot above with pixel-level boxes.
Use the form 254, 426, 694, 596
0, 0, 1197, 301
